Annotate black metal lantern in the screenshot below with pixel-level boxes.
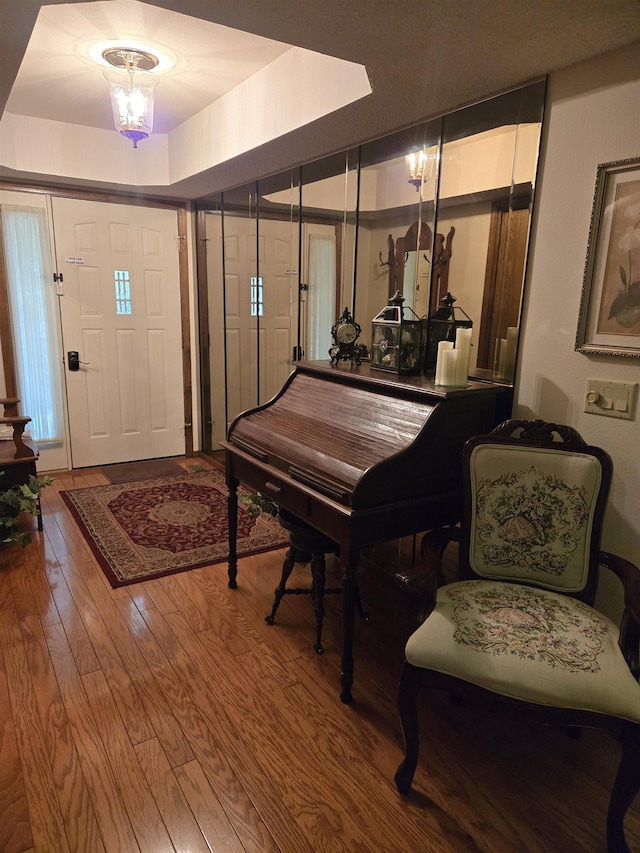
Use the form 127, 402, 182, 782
425, 292, 472, 373
370, 290, 424, 375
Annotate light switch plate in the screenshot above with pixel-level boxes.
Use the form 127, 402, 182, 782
584, 379, 638, 420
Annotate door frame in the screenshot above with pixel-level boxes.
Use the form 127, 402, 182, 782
0, 180, 193, 468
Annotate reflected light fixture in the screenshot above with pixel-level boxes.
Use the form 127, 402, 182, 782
407, 149, 427, 191
102, 48, 159, 148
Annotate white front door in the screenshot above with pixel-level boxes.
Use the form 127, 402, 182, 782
53, 198, 185, 468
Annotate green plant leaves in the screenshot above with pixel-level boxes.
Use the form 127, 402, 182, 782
0, 472, 54, 547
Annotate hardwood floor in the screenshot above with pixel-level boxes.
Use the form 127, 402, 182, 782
1, 461, 639, 852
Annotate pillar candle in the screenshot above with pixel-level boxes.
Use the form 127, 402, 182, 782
503, 326, 518, 382
454, 326, 472, 386
434, 340, 454, 385
440, 348, 458, 386
498, 338, 507, 380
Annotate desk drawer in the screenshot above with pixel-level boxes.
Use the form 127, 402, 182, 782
230, 454, 313, 521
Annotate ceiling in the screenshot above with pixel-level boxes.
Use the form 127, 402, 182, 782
5, 1, 291, 134
2, 0, 640, 201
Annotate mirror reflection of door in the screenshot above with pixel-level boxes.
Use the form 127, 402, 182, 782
300, 151, 358, 328
221, 211, 258, 426
303, 223, 337, 361
257, 216, 298, 405
210, 193, 300, 446
220, 223, 297, 406
476, 195, 532, 371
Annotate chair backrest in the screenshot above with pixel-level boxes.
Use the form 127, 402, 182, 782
459, 419, 612, 604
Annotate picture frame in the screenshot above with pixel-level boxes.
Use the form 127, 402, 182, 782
575, 156, 640, 357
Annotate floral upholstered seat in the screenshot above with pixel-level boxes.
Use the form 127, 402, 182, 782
405, 580, 640, 723
394, 419, 640, 853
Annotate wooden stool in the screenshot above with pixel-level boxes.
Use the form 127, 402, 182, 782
265, 508, 367, 653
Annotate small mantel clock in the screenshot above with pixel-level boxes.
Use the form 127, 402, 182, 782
329, 307, 362, 366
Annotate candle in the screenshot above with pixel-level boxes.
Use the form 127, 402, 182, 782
503, 326, 518, 382
498, 338, 507, 380
454, 327, 472, 386
440, 348, 458, 386
434, 340, 454, 385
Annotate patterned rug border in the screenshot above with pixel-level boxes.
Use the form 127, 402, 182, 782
60, 470, 288, 587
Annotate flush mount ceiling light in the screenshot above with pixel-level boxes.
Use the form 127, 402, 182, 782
102, 48, 159, 148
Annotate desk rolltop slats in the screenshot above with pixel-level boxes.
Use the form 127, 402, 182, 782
225, 362, 510, 511
229, 372, 435, 499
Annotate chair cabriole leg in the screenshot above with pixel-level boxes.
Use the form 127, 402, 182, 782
394, 662, 422, 794
607, 721, 640, 853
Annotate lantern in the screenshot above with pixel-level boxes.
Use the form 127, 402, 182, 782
424, 292, 472, 374
370, 290, 424, 375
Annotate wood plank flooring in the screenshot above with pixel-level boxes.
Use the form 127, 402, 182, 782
1, 460, 639, 852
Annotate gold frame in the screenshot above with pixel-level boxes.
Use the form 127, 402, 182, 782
576, 156, 640, 357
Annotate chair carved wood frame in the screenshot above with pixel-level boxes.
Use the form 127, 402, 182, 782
394, 419, 640, 853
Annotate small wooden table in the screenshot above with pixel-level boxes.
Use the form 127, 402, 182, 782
0, 397, 42, 529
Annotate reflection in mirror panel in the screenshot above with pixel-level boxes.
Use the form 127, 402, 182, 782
436, 80, 546, 382
354, 119, 442, 354
220, 183, 260, 425
299, 149, 359, 360
217, 175, 302, 420
254, 170, 301, 406
197, 78, 546, 452
203, 199, 224, 452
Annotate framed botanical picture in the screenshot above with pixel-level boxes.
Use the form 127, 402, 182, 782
576, 156, 640, 357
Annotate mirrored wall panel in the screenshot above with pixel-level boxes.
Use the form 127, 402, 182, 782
197, 79, 546, 450
436, 82, 545, 381
354, 119, 442, 360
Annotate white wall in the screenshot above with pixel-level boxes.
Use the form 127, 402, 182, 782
516, 42, 640, 593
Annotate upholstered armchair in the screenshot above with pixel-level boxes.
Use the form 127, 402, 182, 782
394, 419, 640, 853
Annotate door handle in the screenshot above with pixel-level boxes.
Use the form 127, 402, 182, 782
67, 351, 90, 371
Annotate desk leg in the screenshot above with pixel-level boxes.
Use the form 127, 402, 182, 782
227, 475, 239, 589
340, 546, 358, 704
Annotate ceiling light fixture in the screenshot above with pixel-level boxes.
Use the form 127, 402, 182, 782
102, 48, 159, 148
407, 149, 427, 191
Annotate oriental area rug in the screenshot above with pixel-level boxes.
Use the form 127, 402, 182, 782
60, 469, 288, 587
